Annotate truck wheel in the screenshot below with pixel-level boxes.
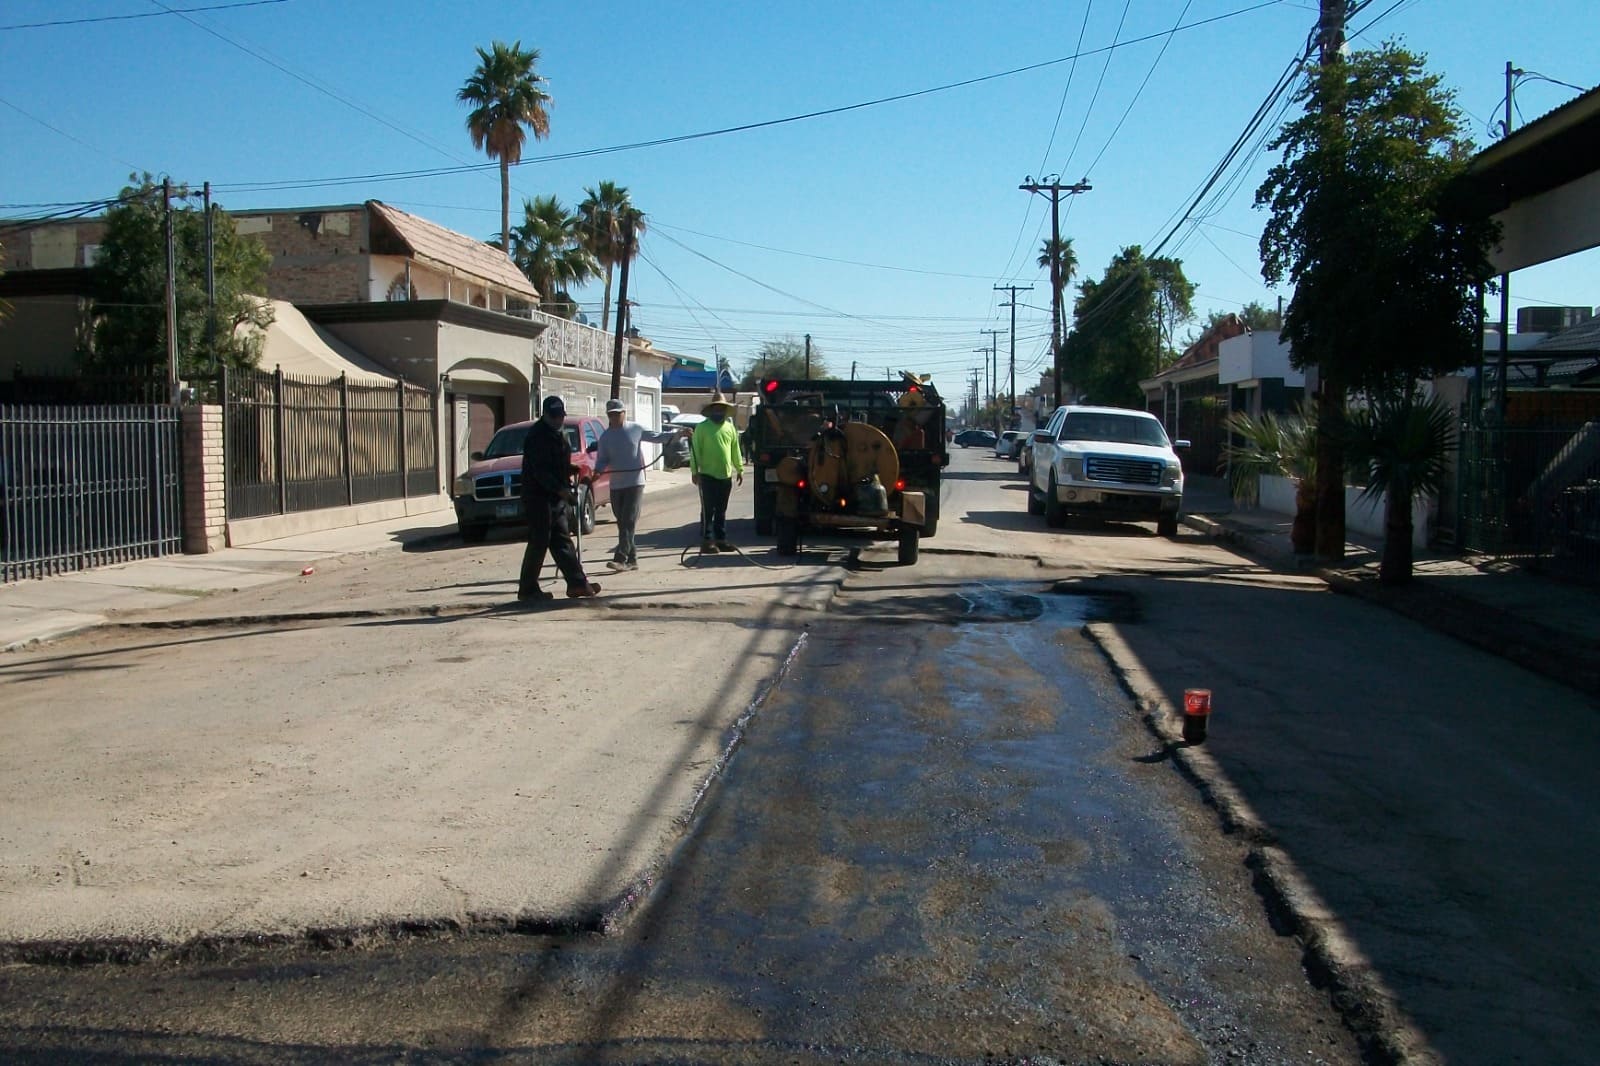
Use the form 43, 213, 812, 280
1158, 513, 1179, 538
1044, 476, 1067, 528
775, 515, 799, 556
1027, 477, 1045, 515
460, 522, 488, 544
898, 525, 920, 565
921, 496, 939, 539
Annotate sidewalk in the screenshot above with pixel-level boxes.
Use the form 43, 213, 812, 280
1180, 477, 1600, 698
0, 465, 699, 653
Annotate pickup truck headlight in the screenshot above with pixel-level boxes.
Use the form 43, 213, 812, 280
453, 472, 475, 497
1061, 456, 1084, 480
1163, 460, 1183, 486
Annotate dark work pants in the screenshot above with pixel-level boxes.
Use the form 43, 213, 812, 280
611, 485, 643, 563
519, 494, 588, 595
699, 475, 733, 542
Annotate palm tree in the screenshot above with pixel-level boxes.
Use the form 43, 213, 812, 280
1342, 392, 1456, 584
503, 195, 598, 319
1037, 236, 1077, 309
577, 181, 647, 331
1223, 405, 1318, 554
458, 41, 551, 259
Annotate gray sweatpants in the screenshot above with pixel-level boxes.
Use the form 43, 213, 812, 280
611, 485, 643, 563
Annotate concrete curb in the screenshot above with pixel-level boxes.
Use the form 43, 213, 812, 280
1083, 621, 1439, 1066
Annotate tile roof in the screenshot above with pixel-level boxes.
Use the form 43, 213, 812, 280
367, 201, 538, 299
1535, 315, 1600, 353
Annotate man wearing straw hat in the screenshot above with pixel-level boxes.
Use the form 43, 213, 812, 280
689, 392, 743, 555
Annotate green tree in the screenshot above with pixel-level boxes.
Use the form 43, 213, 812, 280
86, 176, 272, 377
739, 337, 828, 389
1149, 257, 1195, 368
577, 181, 646, 332
1223, 405, 1318, 553
459, 40, 552, 260
1062, 246, 1160, 407
500, 194, 597, 319
1256, 39, 1496, 558
1342, 392, 1455, 584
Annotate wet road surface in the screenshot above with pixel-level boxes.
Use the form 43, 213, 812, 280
0, 565, 1363, 1064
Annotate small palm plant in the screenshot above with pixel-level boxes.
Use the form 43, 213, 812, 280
1342, 391, 1456, 584
1223, 404, 1318, 554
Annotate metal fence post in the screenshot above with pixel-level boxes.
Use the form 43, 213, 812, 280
396, 378, 408, 497
341, 372, 354, 506
274, 365, 288, 516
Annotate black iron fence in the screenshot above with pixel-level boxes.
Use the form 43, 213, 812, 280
222, 367, 438, 521
1458, 419, 1600, 584
1, 404, 183, 583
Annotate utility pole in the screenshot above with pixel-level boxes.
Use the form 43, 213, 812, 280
608, 223, 635, 400
994, 285, 1031, 428
1312, 0, 1348, 561
1020, 177, 1091, 406
203, 181, 216, 373
979, 328, 1002, 434
804, 333, 811, 380
1495, 59, 1523, 418
162, 177, 179, 404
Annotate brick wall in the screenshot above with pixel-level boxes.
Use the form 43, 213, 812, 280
181, 405, 227, 553
234, 206, 369, 305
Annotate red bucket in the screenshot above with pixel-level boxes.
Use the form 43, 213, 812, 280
1182, 688, 1211, 743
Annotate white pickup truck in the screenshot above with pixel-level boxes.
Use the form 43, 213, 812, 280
1026, 405, 1188, 537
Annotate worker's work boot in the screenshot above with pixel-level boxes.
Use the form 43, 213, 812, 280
701, 541, 719, 555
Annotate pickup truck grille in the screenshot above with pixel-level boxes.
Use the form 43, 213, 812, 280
473, 471, 521, 501
1084, 455, 1162, 486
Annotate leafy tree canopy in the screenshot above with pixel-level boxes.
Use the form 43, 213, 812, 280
738, 337, 829, 389
87, 175, 273, 378
1256, 40, 1497, 396
1063, 245, 1188, 407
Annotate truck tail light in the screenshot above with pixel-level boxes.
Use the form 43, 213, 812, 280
797, 478, 807, 490
894, 478, 905, 491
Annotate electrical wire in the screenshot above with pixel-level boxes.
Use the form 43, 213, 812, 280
0, 0, 287, 31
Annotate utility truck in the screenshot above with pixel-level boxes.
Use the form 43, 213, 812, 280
747, 375, 948, 564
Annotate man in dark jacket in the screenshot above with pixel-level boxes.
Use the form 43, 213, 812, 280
518, 395, 600, 601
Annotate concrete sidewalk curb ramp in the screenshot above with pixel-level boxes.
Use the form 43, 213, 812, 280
1084, 621, 1440, 1066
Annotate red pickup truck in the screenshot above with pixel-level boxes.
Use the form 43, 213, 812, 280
451, 415, 611, 543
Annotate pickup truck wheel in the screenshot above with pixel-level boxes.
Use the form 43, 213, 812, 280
460, 522, 488, 544
897, 525, 920, 565
571, 487, 596, 536
775, 515, 799, 556
1027, 476, 1045, 515
1158, 513, 1179, 538
1044, 475, 1067, 528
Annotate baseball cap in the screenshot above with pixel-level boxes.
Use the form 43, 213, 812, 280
542, 395, 565, 417
605, 398, 626, 414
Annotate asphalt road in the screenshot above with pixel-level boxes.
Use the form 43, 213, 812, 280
3, 447, 1596, 1063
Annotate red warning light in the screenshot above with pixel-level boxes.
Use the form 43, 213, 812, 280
894, 478, 906, 491
763, 379, 780, 394
797, 478, 807, 489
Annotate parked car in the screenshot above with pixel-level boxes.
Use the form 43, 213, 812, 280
953, 428, 997, 448
452, 415, 612, 543
660, 421, 692, 469
1026, 405, 1187, 537
994, 430, 1024, 459
1018, 435, 1034, 477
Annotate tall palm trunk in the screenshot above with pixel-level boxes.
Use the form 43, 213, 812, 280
499, 159, 511, 261
600, 263, 615, 332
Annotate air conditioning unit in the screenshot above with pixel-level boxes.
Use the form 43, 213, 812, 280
1517, 306, 1593, 333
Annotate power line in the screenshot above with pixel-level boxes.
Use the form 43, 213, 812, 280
0, 0, 288, 31
206, 0, 1289, 196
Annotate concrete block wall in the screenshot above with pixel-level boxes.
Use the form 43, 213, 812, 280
181, 405, 227, 553
235, 207, 369, 305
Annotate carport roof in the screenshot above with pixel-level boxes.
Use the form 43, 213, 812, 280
1465, 84, 1600, 210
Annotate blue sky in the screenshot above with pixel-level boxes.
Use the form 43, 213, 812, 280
2, 0, 1594, 394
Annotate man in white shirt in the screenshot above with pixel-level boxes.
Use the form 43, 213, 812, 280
591, 398, 682, 571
